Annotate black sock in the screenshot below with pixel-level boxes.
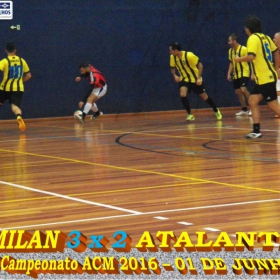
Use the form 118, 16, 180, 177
205, 97, 218, 112
242, 107, 247, 112
94, 111, 100, 116
181, 97, 191, 114
82, 112, 86, 120
253, 123, 260, 133
16, 114, 22, 118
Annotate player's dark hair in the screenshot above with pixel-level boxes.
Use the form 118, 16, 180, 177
170, 42, 181, 51
79, 62, 90, 68
230, 33, 238, 42
6, 42, 16, 53
245, 16, 262, 33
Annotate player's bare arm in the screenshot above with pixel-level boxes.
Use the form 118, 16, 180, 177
170, 67, 180, 82
235, 54, 255, 63
196, 62, 203, 85
249, 62, 254, 80
23, 72, 32, 82
227, 62, 233, 81
273, 49, 280, 78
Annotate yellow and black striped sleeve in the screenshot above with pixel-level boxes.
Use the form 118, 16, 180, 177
22, 59, 30, 74
170, 55, 176, 68
187, 52, 199, 67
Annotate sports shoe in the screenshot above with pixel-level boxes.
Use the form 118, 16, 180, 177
247, 110, 252, 116
186, 114, 195, 121
74, 113, 84, 124
245, 132, 262, 139
91, 111, 103, 120
235, 110, 247, 116
215, 108, 222, 120
17, 116, 26, 133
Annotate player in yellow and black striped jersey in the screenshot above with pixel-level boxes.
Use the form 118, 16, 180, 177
235, 16, 280, 139
227, 33, 251, 116
169, 43, 222, 121
273, 32, 280, 118
0, 43, 31, 132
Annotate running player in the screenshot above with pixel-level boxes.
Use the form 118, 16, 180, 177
227, 33, 251, 116
235, 16, 280, 138
273, 32, 280, 117
75, 63, 107, 123
169, 43, 222, 121
0, 43, 31, 132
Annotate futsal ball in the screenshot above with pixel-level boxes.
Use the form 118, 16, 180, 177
74, 110, 82, 118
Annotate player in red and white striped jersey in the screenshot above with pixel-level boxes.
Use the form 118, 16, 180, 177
75, 63, 107, 123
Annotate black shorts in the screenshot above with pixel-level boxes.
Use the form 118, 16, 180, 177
233, 77, 249, 90
0, 90, 23, 107
251, 81, 277, 102
178, 81, 206, 95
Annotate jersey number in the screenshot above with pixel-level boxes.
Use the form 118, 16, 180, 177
264, 43, 272, 62
9, 65, 23, 79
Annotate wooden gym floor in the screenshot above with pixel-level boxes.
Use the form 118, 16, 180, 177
0, 107, 280, 247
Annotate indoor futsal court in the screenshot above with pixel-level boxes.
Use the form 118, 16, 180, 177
1, 107, 279, 247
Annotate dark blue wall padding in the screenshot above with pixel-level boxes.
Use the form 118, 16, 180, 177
0, 0, 279, 119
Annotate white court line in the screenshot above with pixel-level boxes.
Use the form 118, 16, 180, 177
5, 197, 280, 230
204, 227, 220, 232
154, 216, 169, 220
0, 180, 141, 215
178, 222, 194, 226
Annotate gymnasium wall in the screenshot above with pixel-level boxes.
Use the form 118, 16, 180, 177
1, 0, 280, 119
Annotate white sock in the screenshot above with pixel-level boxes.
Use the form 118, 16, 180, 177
91, 103, 98, 113
278, 96, 280, 104
83, 102, 92, 114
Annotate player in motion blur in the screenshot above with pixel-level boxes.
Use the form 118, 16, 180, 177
227, 33, 252, 116
75, 63, 107, 123
273, 32, 280, 118
0, 43, 31, 132
169, 43, 222, 121
235, 16, 280, 138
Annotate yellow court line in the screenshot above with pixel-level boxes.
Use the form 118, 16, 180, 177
0, 161, 77, 170
0, 181, 206, 204
0, 147, 279, 196
105, 129, 280, 146
28, 124, 77, 130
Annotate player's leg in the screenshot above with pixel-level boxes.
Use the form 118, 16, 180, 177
0, 90, 9, 109
196, 83, 222, 120
82, 85, 107, 122
240, 86, 251, 115
240, 77, 251, 115
267, 99, 280, 116
235, 88, 248, 115
233, 79, 248, 116
10, 92, 25, 133
90, 85, 107, 120
275, 80, 280, 117
81, 94, 98, 122
245, 93, 262, 138
179, 83, 193, 121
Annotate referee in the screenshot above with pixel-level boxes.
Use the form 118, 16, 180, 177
0, 43, 31, 132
